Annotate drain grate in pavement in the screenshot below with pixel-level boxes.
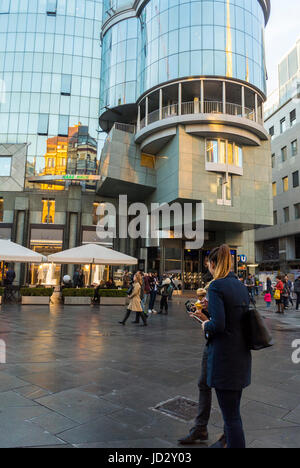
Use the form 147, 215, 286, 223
153, 396, 198, 422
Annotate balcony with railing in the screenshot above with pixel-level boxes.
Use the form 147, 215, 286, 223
136, 78, 267, 144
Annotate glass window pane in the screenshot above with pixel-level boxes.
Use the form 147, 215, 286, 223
47, 0, 57, 15
61, 74, 72, 95
206, 140, 218, 163
0, 0, 10, 14
58, 115, 69, 136
0, 156, 12, 176
37, 114, 49, 135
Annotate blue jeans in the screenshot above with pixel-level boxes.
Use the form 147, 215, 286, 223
149, 291, 157, 311
215, 389, 245, 448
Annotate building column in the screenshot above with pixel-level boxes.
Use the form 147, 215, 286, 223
222, 81, 226, 114
255, 93, 258, 122
200, 80, 204, 113
137, 104, 141, 131
159, 88, 163, 120
241, 86, 245, 117
145, 96, 149, 126
178, 82, 182, 115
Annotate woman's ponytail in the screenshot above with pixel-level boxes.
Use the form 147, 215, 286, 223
208, 244, 232, 280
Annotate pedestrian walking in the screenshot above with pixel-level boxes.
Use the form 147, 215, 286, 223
202, 244, 251, 449
119, 273, 147, 326
294, 276, 300, 310
158, 278, 172, 315
264, 290, 272, 308
148, 273, 158, 314
274, 275, 284, 314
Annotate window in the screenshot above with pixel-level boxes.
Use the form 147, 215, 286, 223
283, 207, 290, 223
217, 175, 232, 206
206, 140, 218, 163
37, 114, 49, 135
291, 140, 298, 157
282, 176, 289, 192
0, 156, 12, 176
280, 118, 286, 134
281, 146, 287, 162
271, 153, 275, 169
295, 203, 300, 220
47, 0, 57, 15
293, 171, 299, 188
141, 153, 155, 169
290, 109, 296, 127
0, 0, 10, 14
42, 199, 55, 224
0, 198, 3, 222
58, 115, 69, 136
272, 182, 277, 197
206, 140, 242, 167
61, 74, 72, 96
269, 126, 274, 140
273, 211, 277, 225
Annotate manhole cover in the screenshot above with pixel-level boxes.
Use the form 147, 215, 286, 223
152, 396, 198, 422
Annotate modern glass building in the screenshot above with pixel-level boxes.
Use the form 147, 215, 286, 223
98, 0, 273, 285
0, 0, 103, 186
0, 0, 109, 286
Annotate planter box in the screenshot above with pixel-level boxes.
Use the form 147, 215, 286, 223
21, 296, 51, 305
64, 297, 92, 305
100, 297, 127, 306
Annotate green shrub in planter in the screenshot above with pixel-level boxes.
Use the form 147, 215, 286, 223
62, 288, 94, 297
21, 288, 54, 297
0, 288, 4, 297
62, 288, 127, 298
98, 289, 127, 298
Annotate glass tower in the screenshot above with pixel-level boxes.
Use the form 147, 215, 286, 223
0, 0, 103, 190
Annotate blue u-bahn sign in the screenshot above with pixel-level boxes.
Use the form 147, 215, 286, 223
238, 255, 248, 264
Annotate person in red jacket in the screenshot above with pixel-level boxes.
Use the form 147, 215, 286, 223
275, 275, 284, 314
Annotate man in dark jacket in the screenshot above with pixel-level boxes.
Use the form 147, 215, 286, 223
4, 268, 15, 285
294, 277, 300, 310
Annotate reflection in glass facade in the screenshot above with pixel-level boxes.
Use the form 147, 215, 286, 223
100, 0, 267, 115
0, 0, 103, 189
138, 0, 266, 96
100, 17, 138, 110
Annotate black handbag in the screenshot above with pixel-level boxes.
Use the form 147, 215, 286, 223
243, 306, 274, 351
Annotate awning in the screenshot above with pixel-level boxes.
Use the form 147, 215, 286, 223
47, 243, 138, 266
0, 240, 47, 263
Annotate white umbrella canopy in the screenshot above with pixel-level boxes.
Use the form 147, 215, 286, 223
0, 239, 47, 263
47, 243, 138, 266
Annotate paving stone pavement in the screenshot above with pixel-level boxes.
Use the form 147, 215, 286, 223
0, 298, 299, 448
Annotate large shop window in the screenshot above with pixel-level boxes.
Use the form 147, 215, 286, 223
0, 156, 12, 176
217, 175, 232, 206
30, 228, 63, 286
206, 140, 243, 168
42, 199, 55, 224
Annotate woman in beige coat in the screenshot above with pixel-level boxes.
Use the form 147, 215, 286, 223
119, 273, 147, 326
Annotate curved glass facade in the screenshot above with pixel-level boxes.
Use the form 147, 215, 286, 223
100, 17, 138, 110
102, 0, 134, 23
100, 0, 267, 117
0, 0, 103, 188
138, 0, 266, 96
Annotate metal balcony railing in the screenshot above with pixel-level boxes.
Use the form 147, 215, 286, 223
139, 100, 262, 131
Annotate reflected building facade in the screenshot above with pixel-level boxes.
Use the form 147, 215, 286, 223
98, 0, 273, 286
0, 0, 112, 286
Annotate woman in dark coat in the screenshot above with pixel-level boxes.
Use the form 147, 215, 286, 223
202, 245, 251, 449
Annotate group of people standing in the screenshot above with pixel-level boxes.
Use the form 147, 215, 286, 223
272, 274, 300, 314
119, 271, 175, 326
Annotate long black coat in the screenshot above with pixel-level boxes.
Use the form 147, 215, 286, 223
204, 272, 251, 391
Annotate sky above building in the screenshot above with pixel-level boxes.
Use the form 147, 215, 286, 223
265, 0, 300, 96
